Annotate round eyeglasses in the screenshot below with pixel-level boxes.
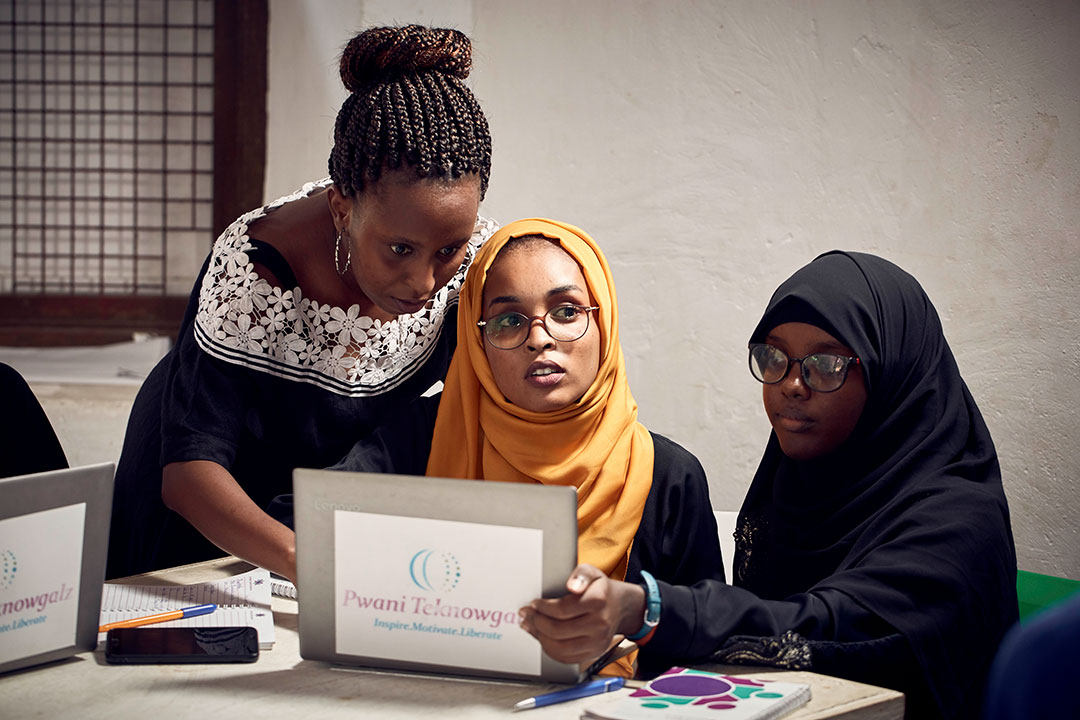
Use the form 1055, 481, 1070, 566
477, 304, 599, 350
748, 343, 860, 393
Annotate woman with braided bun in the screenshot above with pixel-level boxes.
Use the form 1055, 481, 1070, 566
108, 26, 495, 582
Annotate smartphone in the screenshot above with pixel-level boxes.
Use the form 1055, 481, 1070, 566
105, 626, 259, 664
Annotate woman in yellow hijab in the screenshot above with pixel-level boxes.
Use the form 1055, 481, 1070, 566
335, 218, 724, 674
429, 217, 655, 581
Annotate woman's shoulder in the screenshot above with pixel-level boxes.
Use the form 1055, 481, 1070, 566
205, 179, 332, 283
225, 178, 333, 238
648, 431, 707, 480
0, 361, 30, 390
643, 431, 714, 512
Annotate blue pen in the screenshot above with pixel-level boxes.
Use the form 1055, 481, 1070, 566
99, 603, 218, 632
513, 676, 626, 711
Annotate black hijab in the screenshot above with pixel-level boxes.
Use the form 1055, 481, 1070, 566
735, 251, 1017, 718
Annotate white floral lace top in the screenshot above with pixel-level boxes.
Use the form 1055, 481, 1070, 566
193, 178, 497, 397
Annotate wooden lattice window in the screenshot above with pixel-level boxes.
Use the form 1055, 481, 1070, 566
0, 0, 265, 345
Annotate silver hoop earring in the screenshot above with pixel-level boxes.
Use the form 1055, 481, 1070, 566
334, 228, 352, 276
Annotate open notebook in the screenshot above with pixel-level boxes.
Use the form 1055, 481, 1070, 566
98, 567, 275, 649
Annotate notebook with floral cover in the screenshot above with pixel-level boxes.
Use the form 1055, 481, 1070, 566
582, 666, 810, 720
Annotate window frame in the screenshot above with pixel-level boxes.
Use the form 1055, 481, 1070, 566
0, 0, 267, 346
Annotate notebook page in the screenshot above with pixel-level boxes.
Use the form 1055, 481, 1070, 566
99, 567, 275, 648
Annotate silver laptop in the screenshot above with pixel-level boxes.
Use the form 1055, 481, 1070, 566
0, 463, 114, 674
293, 468, 582, 683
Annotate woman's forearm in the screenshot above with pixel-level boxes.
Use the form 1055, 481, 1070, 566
162, 460, 297, 582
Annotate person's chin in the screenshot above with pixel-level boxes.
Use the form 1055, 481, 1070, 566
775, 431, 824, 462
387, 296, 429, 315
512, 388, 571, 414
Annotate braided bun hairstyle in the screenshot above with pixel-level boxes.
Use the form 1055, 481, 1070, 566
329, 25, 492, 199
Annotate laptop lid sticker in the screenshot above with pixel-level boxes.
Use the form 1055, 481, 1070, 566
0, 503, 84, 666
333, 510, 542, 675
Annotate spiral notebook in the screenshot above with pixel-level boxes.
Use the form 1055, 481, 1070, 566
583, 667, 810, 720
98, 567, 275, 649
270, 573, 297, 599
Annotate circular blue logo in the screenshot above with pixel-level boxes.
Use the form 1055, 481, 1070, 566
408, 549, 461, 593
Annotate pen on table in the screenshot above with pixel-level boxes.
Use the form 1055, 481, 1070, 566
513, 676, 626, 711
98, 603, 217, 632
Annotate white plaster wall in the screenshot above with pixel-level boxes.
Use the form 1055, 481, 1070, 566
265, 0, 1080, 579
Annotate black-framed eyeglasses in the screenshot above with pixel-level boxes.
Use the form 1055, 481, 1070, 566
477, 304, 599, 350
748, 343, 861, 393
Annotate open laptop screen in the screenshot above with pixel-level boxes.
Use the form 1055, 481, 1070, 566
293, 468, 581, 683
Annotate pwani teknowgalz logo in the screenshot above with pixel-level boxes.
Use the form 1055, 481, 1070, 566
408, 549, 461, 593
0, 544, 73, 618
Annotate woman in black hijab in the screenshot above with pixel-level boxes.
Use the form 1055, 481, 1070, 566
662, 251, 1016, 717
526, 251, 1017, 719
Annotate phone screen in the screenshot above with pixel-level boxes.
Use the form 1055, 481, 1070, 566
105, 626, 259, 664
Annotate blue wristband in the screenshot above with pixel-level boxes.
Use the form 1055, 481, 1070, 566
626, 570, 661, 641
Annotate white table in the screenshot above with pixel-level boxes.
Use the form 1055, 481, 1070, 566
0, 558, 903, 719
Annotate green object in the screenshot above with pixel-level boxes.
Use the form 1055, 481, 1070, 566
1017, 570, 1080, 622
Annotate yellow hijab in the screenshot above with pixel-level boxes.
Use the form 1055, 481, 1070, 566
426, 218, 655, 581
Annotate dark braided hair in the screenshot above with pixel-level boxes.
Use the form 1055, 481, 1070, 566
329, 25, 492, 199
